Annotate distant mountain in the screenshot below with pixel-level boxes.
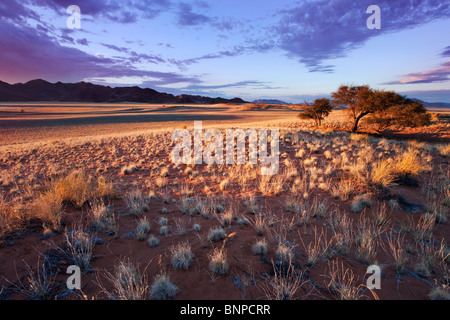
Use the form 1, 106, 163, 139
252, 99, 290, 105
410, 98, 450, 108
0, 79, 248, 104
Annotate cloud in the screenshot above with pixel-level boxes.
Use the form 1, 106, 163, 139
176, 2, 211, 27
384, 60, 450, 85
0, 19, 200, 86
182, 80, 283, 91
273, 0, 450, 72
30, 0, 173, 23
100, 43, 166, 64
442, 46, 450, 57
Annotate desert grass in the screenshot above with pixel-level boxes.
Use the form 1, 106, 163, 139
64, 229, 95, 271
326, 260, 372, 300
89, 200, 117, 235
207, 227, 226, 242
300, 227, 331, 267
170, 242, 195, 270
24, 258, 54, 300
109, 259, 148, 300
261, 261, 304, 300
150, 273, 178, 300
429, 284, 450, 300
0, 196, 29, 238
33, 190, 64, 232
124, 190, 149, 217
135, 217, 151, 241
208, 246, 229, 275
252, 239, 268, 256
386, 232, 408, 275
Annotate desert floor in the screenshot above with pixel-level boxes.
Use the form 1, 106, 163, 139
0, 103, 449, 300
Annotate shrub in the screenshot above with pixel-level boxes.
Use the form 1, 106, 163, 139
207, 227, 226, 242
297, 98, 333, 126
64, 229, 95, 271
171, 242, 195, 270
90, 201, 116, 235
150, 274, 178, 300
33, 191, 64, 232
252, 239, 268, 256
350, 194, 372, 213
208, 247, 229, 275
135, 218, 151, 241
113, 259, 148, 300
147, 235, 160, 247
124, 190, 149, 217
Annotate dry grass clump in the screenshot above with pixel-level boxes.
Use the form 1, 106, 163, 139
331, 179, 353, 201
302, 227, 331, 267
33, 191, 64, 232
0, 196, 29, 238
348, 160, 397, 196
261, 262, 303, 300
124, 190, 149, 217
436, 144, 450, 157
111, 259, 148, 300
147, 235, 160, 247
350, 194, 373, 213
89, 201, 117, 235
387, 233, 408, 275
64, 229, 95, 271
150, 273, 178, 300
135, 217, 151, 241
429, 285, 450, 300
171, 242, 195, 270
208, 247, 229, 275
52, 170, 114, 208
393, 148, 425, 180
326, 261, 369, 300
207, 227, 226, 242
275, 243, 295, 267
252, 239, 268, 256
25, 259, 54, 300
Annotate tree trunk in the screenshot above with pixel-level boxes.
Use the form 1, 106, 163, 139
352, 112, 370, 133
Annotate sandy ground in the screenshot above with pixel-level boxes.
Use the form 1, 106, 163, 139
0, 103, 303, 146
0, 103, 449, 301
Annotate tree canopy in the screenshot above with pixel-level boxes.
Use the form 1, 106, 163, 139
297, 98, 333, 126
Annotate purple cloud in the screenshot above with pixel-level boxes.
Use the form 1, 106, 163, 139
0, 19, 199, 86
274, 0, 450, 72
176, 2, 211, 27
30, 0, 173, 23
442, 46, 450, 57
384, 60, 450, 85
182, 81, 283, 91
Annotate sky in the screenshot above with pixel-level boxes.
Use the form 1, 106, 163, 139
0, 0, 449, 103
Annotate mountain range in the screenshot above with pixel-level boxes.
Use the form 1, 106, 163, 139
0, 79, 247, 104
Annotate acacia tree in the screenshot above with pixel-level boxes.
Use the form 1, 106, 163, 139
369, 99, 431, 130
365, 90, 408, 131
331, 85, 375, 133
297, 98, 333, 126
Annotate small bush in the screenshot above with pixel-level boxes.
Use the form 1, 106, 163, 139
135, 218, 151, 241
171, 242, 195, 270
350, 194, 372, 213
207, 227, 226, 242
113, 259, 148, 300
208, 247, 229, 275
147, 235, 160, 247
252, 239, 268, 256
64, 229, 95, 271
150, 274, 178, 300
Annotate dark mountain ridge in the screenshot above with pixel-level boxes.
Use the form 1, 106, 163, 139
0, 79, 248, 104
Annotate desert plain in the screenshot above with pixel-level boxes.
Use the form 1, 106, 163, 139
0, 102, 449, 300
